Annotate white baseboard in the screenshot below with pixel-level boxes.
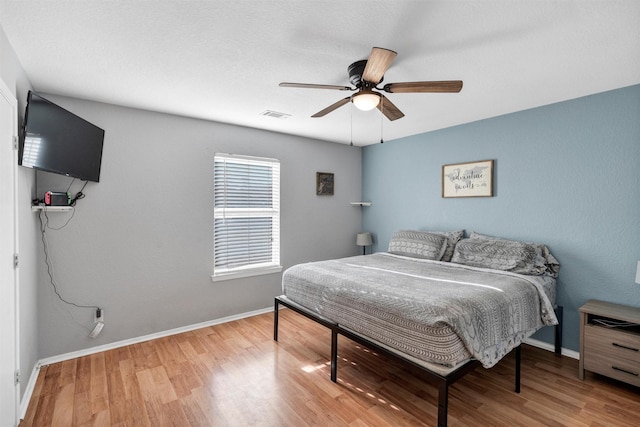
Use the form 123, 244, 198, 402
524, 337, 579, 360
19, 363, 41, 420
20, 305, 273, 419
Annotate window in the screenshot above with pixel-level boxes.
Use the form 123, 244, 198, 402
212, 153, 281, 281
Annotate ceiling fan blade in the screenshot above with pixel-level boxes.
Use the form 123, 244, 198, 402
383, 80, 463, 93
362, 47, 397, 84
377, 95, 405, 121
280, 82, 353, 91
311, 96, 352, 118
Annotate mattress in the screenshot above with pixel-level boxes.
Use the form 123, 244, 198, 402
282, 253, 557, 368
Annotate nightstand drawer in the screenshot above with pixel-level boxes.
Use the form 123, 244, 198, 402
583, 351, 640, 387
584, 324, 640, 363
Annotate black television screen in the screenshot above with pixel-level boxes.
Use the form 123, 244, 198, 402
19, 92, 104, 182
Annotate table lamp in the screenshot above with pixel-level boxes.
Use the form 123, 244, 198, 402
356, 232, 373, 255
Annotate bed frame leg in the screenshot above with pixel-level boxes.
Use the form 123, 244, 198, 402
437, 382, 448, 427
515, 345, 521, 393
273, 298, 279, 342
554, 305, 563, 355
330, 329, 338, 382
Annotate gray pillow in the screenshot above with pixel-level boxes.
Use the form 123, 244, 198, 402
388, 230, 448, 261
429, 229, 465, 262
451, 238, 547, 275
469, 231, 559, 277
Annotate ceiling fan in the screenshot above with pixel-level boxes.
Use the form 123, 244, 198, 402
280, 47, 463, 121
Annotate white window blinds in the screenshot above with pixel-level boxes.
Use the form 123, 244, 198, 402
213, 153, 280, 280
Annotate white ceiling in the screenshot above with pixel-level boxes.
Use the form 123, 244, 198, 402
1, 1, 638, 146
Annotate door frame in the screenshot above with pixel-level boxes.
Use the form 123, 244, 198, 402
0, 76, 20, 427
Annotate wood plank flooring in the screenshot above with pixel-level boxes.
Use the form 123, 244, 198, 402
21, 309, 640, 426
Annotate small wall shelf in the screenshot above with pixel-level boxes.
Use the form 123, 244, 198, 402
31, 205, 73, 213
350, 202, 372, 207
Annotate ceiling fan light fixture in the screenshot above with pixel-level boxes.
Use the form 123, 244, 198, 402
352, 92, 380, 111
280, 47, 462, 121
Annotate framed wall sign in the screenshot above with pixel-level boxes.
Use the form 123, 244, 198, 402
316, 172, 334, 195
442, 159, 494, 198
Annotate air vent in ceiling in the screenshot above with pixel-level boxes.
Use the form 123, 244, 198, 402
261, 110, 291, 119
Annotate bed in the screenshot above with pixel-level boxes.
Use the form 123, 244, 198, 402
273, 230, 563, 427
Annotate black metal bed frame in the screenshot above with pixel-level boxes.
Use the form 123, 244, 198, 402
274, 296, 563, 427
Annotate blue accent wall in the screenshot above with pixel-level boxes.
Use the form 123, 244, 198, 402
362, 84, 640, 352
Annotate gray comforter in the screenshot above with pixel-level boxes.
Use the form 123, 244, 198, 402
282, 253, 558, 368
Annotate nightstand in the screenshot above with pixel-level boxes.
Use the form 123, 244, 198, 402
579, 300, 640, 386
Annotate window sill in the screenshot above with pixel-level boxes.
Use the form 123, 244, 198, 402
211, 265, 283, 283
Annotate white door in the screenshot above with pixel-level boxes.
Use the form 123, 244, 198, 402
0, 78, 19, 427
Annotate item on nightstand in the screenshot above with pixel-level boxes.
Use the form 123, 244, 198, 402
356, 232, 373, 255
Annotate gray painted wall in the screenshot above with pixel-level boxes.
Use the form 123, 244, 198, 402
362, 84, 640, 352
0, 24, 38, 400
35, 95, 362, 358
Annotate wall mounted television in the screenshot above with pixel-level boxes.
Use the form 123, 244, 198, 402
19, 91, 105, 182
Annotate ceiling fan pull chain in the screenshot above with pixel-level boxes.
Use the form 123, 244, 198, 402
350, 99, 354, 147
380, 98, 384, 144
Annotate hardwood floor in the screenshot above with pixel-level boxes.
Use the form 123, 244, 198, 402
21, 309, 640, 426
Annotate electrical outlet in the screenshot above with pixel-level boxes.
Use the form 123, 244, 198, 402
95, 308, 104, 323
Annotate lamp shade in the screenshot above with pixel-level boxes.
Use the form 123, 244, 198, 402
356, 232, 373, 247
352, 92, 380, 111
